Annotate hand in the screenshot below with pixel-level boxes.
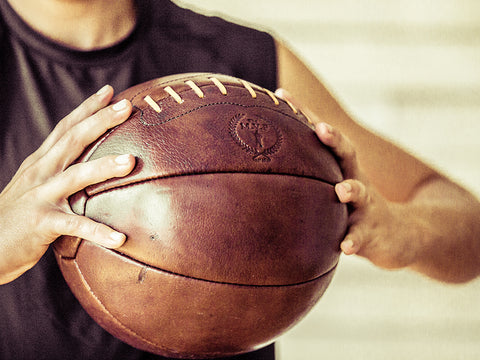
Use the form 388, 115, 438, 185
314, 122, 418, 270
276, 88, 480, 283
0, 85, 136, 285
275, 88, 418, 271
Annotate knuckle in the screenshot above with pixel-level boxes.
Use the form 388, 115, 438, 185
61, 157, 119, 193
62, 96, 95, 124
20, 153, 37, 170
14, 165, 48, 193
89, 222, 106, 241
60, 215, 86, 237
62, 162, 94, 187
36, 210, 64, 238
25, 186, 44, 204
356, 181, 371, 204
59, 214, 78, 234
78, 91, 108, 115
42, 210, 99, 240
342, 139, 357, 162
61, 130, 84, 150
81, 107, 118, 137
99, 104, 126, 125
90, 109, 112, 130
59, 110, 78, 130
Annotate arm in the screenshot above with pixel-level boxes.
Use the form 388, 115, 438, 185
276, 40, 480, 283
0, 86, 135, 285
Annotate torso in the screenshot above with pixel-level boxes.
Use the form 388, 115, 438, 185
0, 1, 277, 358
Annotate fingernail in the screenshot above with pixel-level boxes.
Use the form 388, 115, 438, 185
320, 122, 333, 134
274, 88, 286, 98
109, 232, 126, 247
96, 85, 110, 96
341, 182, 352, 193
336, 182, 353, 202
341, 239, 356, 254
112, 99, 128, 111
336, 182, 352, 197
115, 154, 131, 165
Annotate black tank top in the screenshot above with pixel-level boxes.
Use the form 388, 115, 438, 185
0, 1, 277, 359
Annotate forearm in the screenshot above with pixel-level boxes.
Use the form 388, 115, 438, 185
276, 39, 480, 283
311, 121, 480, 284
405, 176, 480, 283
276, 40, 437, 202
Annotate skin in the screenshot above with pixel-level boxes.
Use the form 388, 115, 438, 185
0, 87, 136, 284
275, 43, 480, 283
6, 0, 136, 50
1, 0, 479, 285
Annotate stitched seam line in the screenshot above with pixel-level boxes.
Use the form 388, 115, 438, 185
139, 101, 309, 128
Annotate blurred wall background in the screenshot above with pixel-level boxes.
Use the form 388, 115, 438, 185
174, 1, 480, 359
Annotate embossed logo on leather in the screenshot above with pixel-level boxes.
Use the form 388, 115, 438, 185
230, 114, 283, 162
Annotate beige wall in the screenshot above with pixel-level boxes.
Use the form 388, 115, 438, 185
174, 2, 480, 359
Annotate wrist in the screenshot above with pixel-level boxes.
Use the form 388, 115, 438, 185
401, 181, 480, 283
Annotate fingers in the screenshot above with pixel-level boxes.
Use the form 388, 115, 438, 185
335, 179, 370, 256
42, 154, 136, 199
275, 88, 361, 180
46, 211, 126, 249
25, 98, 132, 187
51, 98, 132, 170
337, 180, 368, 255
8, 85, 129, 193
25, 85, 115, 167
336, 179, 404, 269
314, 121, 374, 258
315, 122, 360, 180
29, 153, 136, 249
340, 236, 361, 256
335, 180, 369, 208
275, 88, 372, 258
0, 87, 134, 282
275, 88, 300, 107
36, 154, 135, 249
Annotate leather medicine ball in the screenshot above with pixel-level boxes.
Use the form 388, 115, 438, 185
53, 73, 348, 359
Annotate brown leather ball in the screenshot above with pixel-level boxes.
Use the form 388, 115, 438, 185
53, 73, 348, 359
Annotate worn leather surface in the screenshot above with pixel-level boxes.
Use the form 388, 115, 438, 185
53, 73, 348, 358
